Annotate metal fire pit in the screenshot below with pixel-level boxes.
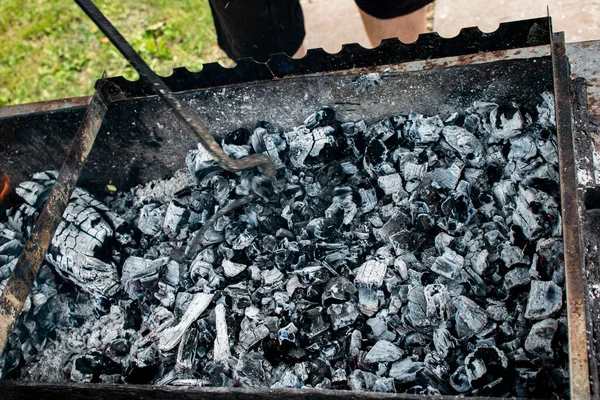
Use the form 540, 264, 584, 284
0, 17, 593, 400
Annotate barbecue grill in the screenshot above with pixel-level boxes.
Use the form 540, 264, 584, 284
0, 15, 596, 400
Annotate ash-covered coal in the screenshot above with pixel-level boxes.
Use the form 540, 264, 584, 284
0, 92, 569, 397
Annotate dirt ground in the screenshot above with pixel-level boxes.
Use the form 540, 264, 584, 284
300, 0, 598, 51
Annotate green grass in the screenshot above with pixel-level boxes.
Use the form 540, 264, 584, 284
0, 0, 229, 106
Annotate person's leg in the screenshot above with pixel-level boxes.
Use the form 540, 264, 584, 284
355, 0, 433, 46
209, 0, 306, 62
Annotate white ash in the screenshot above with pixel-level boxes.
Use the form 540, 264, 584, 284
0, 92, 568, 397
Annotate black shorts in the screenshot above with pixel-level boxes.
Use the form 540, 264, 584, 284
209, 0, 434, 61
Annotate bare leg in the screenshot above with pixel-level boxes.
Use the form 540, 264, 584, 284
359, 6, 428, 47
292, 43, 307, 58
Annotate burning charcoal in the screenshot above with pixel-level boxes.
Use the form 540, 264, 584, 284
14, 170, 57, 208
430, 160, 464, 190
454, 296, 488, 339
325, 187, 358, 225
278, 323, 298, 345
424, 351, 451, 381
441, 126, 485, 167
525, 281, 562, 320
363, 340, 404, 363
354, 260, 387, 316
159, 292, 214, 351
377, 173, 403, 196
250, 128, 285, 169
524, 318, 557, 359
138, 203, 165, 236
512, 185, 559, 240
406, 112, 443, 144
430, 248, 463, 280
424, 284, 454, 321
222, 259, 247, 278
122, 257, 168, 300
233, 351, 274, 388
389, 357, 425, 384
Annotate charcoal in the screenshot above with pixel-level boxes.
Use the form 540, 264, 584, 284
424, 284, 454, 321
430, 249, 463, 280
490, 102, 523, 139
441, 126, 485, 167
377, 173, 403, 196
503, 267, 530, 291
389, 357, 425, 384
525, 281, 563, 320
0, 94, 568, 397
406, 112, 443, 144
159, 292, 214, 351
348, 369, 378, 391
454, 296, 488, 339
163, 200, 189, 237
122, 257, 168, 300
222, 259, 247, 278
464, 345, 508, 389
363, 340, 404, 363
354, 260, 387, 316
374, 377, 396, 393
524, 318, 557, 359
322, 276, 356, 305
450, 366, 471, 392
233, 351, 274, 388
432, 328, 456, 358
138, 203, 165, 236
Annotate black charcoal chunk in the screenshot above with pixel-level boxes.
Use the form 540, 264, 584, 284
138, 204, 165, 236
524, 318, 557, 359
354, 260, 387, 316
389, 358, 425, 384
525, 281, 563, 320
406, 112, 443, 144
441, 126, 485, 167
233, 351, 274, 388
430, 249, 463, 280
454, 296, 488, 339
363, 340, 404, 363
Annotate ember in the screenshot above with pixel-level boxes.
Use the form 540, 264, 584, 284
0, 91, 568, 397
0, 173, 11, 205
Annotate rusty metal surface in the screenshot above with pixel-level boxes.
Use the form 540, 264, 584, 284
0, 79, 123, 356
0, 96, 91, 119
0, 380, 511, 400
552, 32, 591, 400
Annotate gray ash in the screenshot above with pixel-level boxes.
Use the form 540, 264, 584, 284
0, 92, 569, 397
